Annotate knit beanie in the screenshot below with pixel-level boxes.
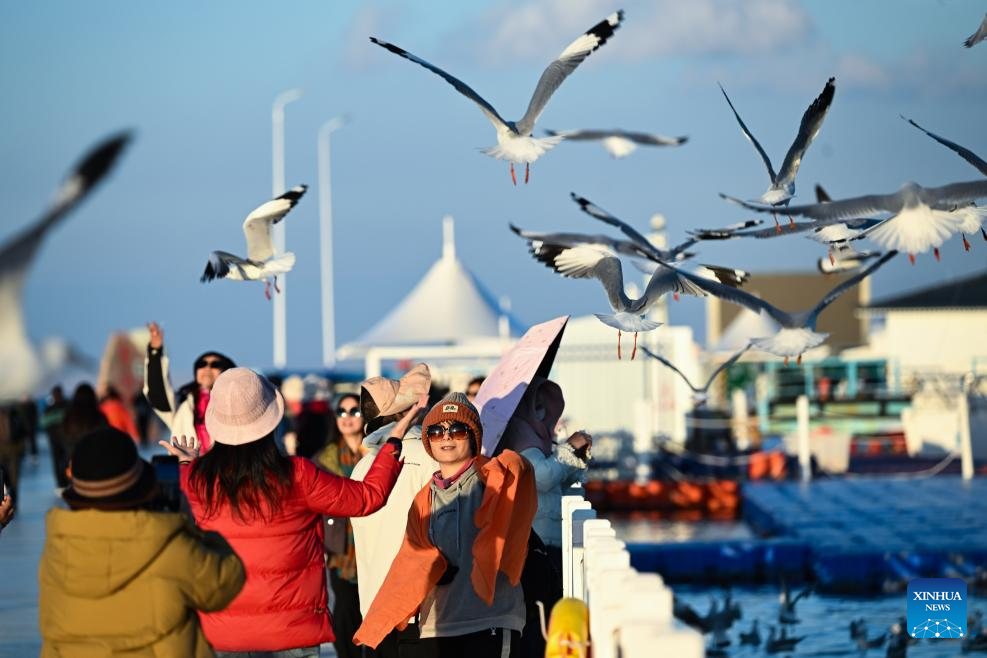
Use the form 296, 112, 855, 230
421, 392, 482, 459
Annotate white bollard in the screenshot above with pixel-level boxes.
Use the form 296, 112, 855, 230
573, 520, 614, 600
958, 393, 974, 481
619, 622, 705, 658
732, 388, 750, 450
797, 394, 812, 483
587, 568, 637, 658
563, 496, 594, 597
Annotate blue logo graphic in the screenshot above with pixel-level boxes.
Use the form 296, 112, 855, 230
907, 578, 967, 639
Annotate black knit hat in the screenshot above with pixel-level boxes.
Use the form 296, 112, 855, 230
62, 428, 157, 510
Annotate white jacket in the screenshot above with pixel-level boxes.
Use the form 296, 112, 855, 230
142, 348, 196, 441
350, 422, 438, 617
520, 443, 587, 548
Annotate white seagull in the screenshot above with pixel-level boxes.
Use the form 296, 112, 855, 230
544, 128, 687, 158
640, 343, 751, 407
569, 192, 700, 262
1, 132, 132, 399
901, 115, 987, 250
721, 179, 987, 263
696, 185, 883, 267
659, 251, 898, 363
519, 241, 707, 359
201, 185, 307, 299
719, 77, 836, 228
965, 13, 987, 48
369, 11, 624, 185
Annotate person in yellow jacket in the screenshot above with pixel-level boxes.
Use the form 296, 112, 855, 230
39, 428, 246, 657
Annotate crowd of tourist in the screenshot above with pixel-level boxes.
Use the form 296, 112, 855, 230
0, 324, 593, 658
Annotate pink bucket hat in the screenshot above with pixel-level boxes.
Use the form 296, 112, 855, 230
205, 367, 285, 446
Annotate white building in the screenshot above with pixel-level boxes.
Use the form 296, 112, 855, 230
856, 269, 987, 381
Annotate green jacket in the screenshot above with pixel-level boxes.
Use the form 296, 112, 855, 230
40, 508, 245, 657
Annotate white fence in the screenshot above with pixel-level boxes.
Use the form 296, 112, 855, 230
561, 494, 704, 658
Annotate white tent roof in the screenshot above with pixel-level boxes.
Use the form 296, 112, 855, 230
337, 217, 524, 359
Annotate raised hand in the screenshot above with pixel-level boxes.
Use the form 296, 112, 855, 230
158, 434, 199, 463
147, 322, 164, 349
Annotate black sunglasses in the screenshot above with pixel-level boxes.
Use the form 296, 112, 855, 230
336, 407, 362, 418
425, 422, 471, 442
195, 358, 228, 370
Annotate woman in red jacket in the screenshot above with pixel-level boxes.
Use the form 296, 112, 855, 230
161, 367, 419, 658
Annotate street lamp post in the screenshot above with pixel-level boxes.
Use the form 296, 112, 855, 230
271, 88, 302, 369
317, 115, 347, 369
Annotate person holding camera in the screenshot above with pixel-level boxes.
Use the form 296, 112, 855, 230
39, 428, 246, 657
161, 368, 412, 658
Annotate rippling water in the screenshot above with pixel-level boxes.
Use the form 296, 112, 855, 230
673, 585, 973, 657
607, 516, 978, 657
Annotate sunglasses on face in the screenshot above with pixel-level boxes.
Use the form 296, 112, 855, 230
336, 407, 362, 418
425, 422, 471, 442
195, 358, 227, 370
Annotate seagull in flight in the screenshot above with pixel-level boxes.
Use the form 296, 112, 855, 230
369, 11, 624, 186
1, 131, 132, 398
544, 128, 687, 158
512, 226, 749, 359
569, 192, 699, 262
965, 13, 987, 48
641, 344, 750, 407
201, 185, 307, 299
657, 251, 898, 364
719, 77, 836, 229
901, 115, 987, 250
697, 185, 883, 267
516, 241, 707, 359
721, 179, 987, 263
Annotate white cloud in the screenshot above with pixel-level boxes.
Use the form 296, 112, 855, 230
455, 0, 813, 66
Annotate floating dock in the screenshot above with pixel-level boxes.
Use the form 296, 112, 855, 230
628, 476, 987, 593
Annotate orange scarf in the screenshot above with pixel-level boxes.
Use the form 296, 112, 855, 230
353, 450, 536, 649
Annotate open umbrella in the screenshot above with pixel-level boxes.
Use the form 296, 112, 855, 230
474, 315, 569, 455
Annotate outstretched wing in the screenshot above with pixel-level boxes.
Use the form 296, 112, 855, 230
775, 77, 836, 189
639, 266, 708, 309
964, 13, 987, 48
516, 237, 630, 312
242, 185, 307, 262
702, 344, 751, 391
809, 250, 897, 319
719, 82, 776, 182
688, 219, 765, 240
920, 179, 987, 207
509, 223, 652, 261
546, 128, 687, 146
0, 130, 132, 323
570, 192, 660, 256
901, 115, 987, 177
1, 132, 132, 280
514, 11, 624, 135
369, 37, 511, 131
640, 346, 699, 392
201, 250, 248, 283
721, 192, 903, 222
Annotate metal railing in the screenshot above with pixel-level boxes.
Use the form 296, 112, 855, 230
560, 493, 704, 658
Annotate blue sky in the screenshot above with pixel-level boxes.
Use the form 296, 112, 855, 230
2, 1, 986, 381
